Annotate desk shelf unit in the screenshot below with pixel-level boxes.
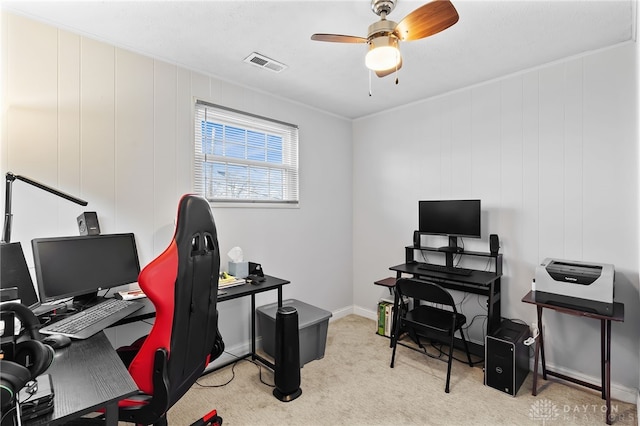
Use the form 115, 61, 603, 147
378, 244, 503, 357
405, 245, 502, 276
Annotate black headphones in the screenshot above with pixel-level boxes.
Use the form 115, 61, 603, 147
0, 302, 55, 413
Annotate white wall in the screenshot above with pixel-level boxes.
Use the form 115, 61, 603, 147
353, 42, 640, 397
1, 13, 353, 355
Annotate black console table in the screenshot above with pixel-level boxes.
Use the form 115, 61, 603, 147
377, 245, 503, 356
522, 291, 624, 425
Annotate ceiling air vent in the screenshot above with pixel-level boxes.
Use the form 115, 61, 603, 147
243, 52, 287, 73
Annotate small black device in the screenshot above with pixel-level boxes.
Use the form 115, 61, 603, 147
248, 262, 264, 277
485, 320, 530, 396
490, 234, 499, 254
77, 211, 101, 236
247, 274, 265, 284
19, 373, 54, 420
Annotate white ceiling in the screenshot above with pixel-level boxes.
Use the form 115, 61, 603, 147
1, 0, 635, 119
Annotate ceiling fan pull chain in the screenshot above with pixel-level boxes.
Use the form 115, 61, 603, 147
395, 62, 399, 85
369, 69, 373, 96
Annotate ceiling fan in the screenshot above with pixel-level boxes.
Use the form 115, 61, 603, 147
311, 0, 459, 78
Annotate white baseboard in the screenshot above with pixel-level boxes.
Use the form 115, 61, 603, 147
352, 305, 376, 320
331, 305, 354, 321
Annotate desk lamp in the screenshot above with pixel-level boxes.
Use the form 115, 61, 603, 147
2, 172, 88, 243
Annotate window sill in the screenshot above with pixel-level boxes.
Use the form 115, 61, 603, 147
209, 201, 300, 209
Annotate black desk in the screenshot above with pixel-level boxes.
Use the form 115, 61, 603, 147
389, 261, 503, 336
25, 275, 289, 424
115, 274, 290, 370
522, 291, 624, 425
26, 332, 138, 425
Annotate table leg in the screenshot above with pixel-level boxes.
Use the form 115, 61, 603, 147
104, 401, 118, 426
389, 288, 399, 348
532, 307, 542, 396
605, 319, 612, 425
600, 319, 606, 400
251, 294, 256, 360
537, 306, 547, 380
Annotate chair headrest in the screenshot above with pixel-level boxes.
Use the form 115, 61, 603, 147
174, 195, 217, 249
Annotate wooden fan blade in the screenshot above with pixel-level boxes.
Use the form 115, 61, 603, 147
375, 57, 403, 78
311, 33, 367, 43
395, 0, 459, 41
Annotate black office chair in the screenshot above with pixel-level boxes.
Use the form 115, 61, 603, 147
389, 278, 473, 393
113, 194, 225, 425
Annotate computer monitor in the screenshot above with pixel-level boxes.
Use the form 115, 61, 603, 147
31, 233, 140, 304
0, 242, 39, 309
418, 199, 481, 252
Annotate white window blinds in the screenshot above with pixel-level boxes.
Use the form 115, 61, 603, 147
194, 100, 299, 205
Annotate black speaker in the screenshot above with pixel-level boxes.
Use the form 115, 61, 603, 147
413, 231, 421, 248
485, 320, 529, 396
489, 234, 499, 254
273, 306, 302, 402
77, 212, 100, 236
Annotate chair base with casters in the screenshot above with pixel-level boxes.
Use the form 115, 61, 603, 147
389, 278, 473, 393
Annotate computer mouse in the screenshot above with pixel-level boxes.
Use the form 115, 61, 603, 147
42, 334, 72, 350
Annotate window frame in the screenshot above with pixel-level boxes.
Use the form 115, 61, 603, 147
194, 99, 299, 207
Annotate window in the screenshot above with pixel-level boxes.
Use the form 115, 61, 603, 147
194, 100, 299, 205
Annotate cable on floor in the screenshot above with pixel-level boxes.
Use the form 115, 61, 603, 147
195, 352, 275, 389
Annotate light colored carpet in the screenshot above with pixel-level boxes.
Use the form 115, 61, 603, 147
167, 315, 636, 425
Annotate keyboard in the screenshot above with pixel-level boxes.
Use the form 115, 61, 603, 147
417, 263, 473, 276
39, 298, 144, 340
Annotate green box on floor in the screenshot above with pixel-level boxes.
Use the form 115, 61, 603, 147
257, 299, 332, 366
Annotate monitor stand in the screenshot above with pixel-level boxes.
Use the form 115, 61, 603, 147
438, 236, 464, 254
72, 291, 99, 309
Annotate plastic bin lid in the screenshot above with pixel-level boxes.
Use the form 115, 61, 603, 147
257, 299, 332, 328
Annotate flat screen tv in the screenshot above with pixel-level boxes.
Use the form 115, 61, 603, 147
418, 199, 481, 252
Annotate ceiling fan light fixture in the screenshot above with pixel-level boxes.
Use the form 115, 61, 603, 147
365, 36, 400, 71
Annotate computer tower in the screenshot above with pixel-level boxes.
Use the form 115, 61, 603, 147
485, 320, 530, 396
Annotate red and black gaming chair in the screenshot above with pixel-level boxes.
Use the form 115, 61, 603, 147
116, 194, 225, 426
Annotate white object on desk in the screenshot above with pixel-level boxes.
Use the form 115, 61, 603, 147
116, 289, 147, 300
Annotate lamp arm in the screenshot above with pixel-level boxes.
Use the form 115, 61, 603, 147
2, 172, 88, 243
2, 174, 15, 243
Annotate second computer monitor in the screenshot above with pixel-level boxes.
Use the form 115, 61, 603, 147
31, 233, 141, 303
0, 242, 39, 308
